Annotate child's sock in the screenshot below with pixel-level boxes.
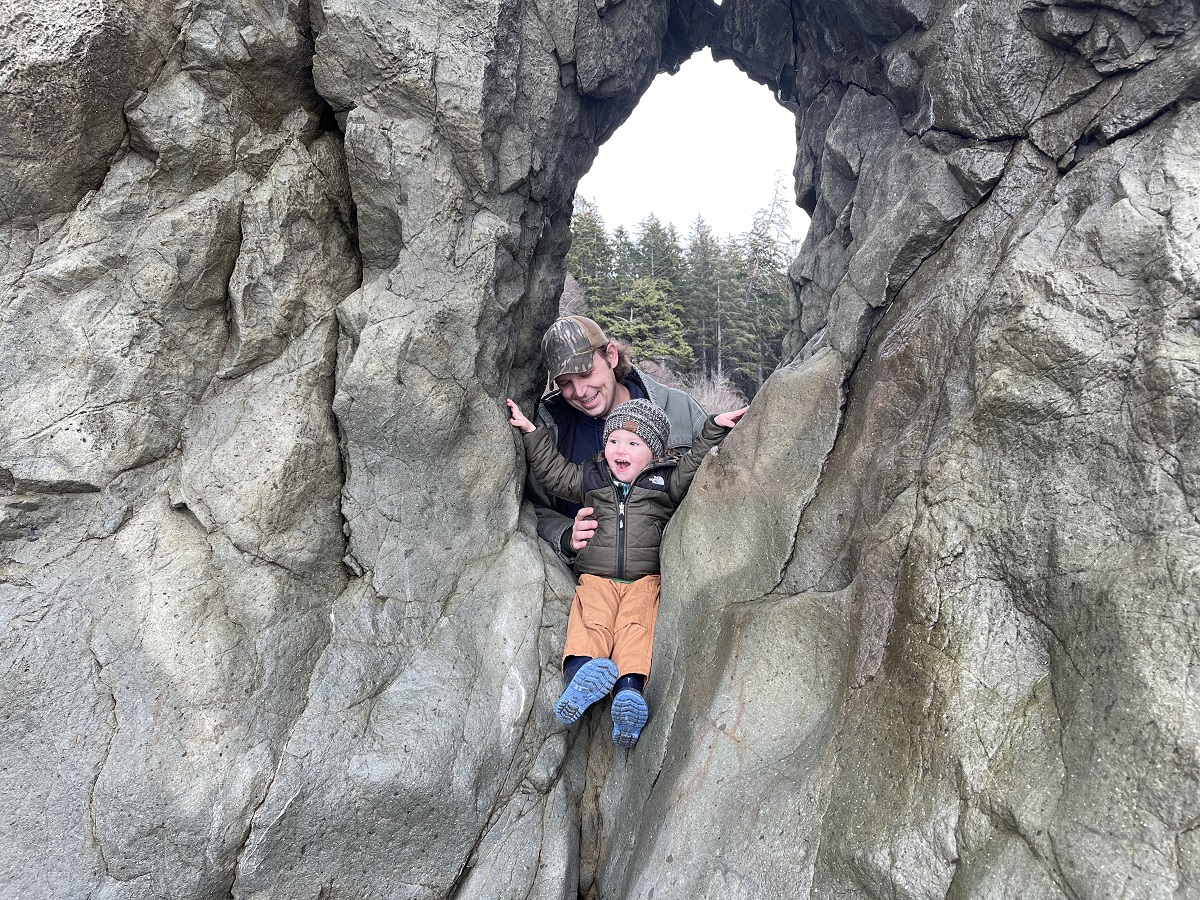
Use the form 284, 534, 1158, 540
562, 655, 590, 685
613, 673, 644, 695
611, 688, 649, 749
555, 658, 618, 724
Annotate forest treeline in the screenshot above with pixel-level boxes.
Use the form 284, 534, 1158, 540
564, 183, 798, 407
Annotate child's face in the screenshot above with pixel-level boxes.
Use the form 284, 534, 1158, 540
604, 428, 654, 483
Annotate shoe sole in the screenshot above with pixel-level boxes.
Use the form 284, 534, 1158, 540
555, 658, 619, 724
611, 689, 649, 749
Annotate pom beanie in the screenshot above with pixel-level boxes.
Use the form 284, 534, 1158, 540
603, 399, 670, 459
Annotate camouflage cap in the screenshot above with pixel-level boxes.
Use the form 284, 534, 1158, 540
541, 315, 609, 381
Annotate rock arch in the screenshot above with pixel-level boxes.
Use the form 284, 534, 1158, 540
1, 0, 1197, 898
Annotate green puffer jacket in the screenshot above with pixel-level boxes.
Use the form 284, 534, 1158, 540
527, 367, 708, 563
521, 416, 730, 580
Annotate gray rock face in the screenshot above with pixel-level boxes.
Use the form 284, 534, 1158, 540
2, 1, 1197, 899
0, 0, 178, 228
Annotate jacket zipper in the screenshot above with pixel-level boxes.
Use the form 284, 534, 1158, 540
615, 482, 628, 580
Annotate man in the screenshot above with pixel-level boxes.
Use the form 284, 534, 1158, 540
528, 315, 708, 563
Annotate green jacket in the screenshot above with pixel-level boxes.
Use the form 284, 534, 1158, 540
528, 368, 708, 563
521, 416, 729, 580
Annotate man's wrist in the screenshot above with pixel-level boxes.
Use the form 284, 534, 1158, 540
559, 528, 577, 558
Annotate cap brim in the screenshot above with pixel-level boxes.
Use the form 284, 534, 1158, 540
548, 349, 596, 381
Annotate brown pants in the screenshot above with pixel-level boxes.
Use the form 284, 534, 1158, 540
562, 574, 660, 679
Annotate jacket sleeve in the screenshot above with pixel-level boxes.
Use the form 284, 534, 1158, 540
522, 427, 586, 505
526, 469, 575, 558
666, 416, 729, 504
641, 370, 708, 451
524, 399, 578, 560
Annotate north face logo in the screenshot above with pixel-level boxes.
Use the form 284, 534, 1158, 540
648, 475, 665, 486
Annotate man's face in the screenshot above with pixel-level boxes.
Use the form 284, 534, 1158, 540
604, 428, 655, 483
554, 344, 621, 419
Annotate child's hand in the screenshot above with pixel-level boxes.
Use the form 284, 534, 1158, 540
714, 406, 749, 429
506, 398, 535, 433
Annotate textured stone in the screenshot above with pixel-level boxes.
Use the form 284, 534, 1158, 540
2, 0, 1199, 898
0, 0, 177, 226
0, 158, 246, 490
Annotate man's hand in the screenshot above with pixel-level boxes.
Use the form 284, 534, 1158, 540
506, 398, 535, 433
570, 506, 598, 552
714, 406, 749, 429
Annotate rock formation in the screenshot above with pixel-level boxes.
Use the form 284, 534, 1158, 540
1, 0, 1196, 898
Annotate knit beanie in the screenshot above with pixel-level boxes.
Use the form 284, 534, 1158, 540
603, 399, 670, 459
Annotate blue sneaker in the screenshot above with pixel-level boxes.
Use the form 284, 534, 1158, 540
555, 658, 618, 724
611, 689, 649, 749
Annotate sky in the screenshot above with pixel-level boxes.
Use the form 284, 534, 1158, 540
576, 52, 810, 245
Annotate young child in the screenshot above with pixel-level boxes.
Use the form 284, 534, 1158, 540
507, 395, 746, 748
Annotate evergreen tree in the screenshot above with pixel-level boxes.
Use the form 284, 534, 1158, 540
723, 180, 795, 396
680, 216, 722, 378
717, 239, 751, 388
595, 277, 694, 373
565, 197, 614, 311
564, 178, 799, 398
632, 214, 685, 288
610, 225, 637, 300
